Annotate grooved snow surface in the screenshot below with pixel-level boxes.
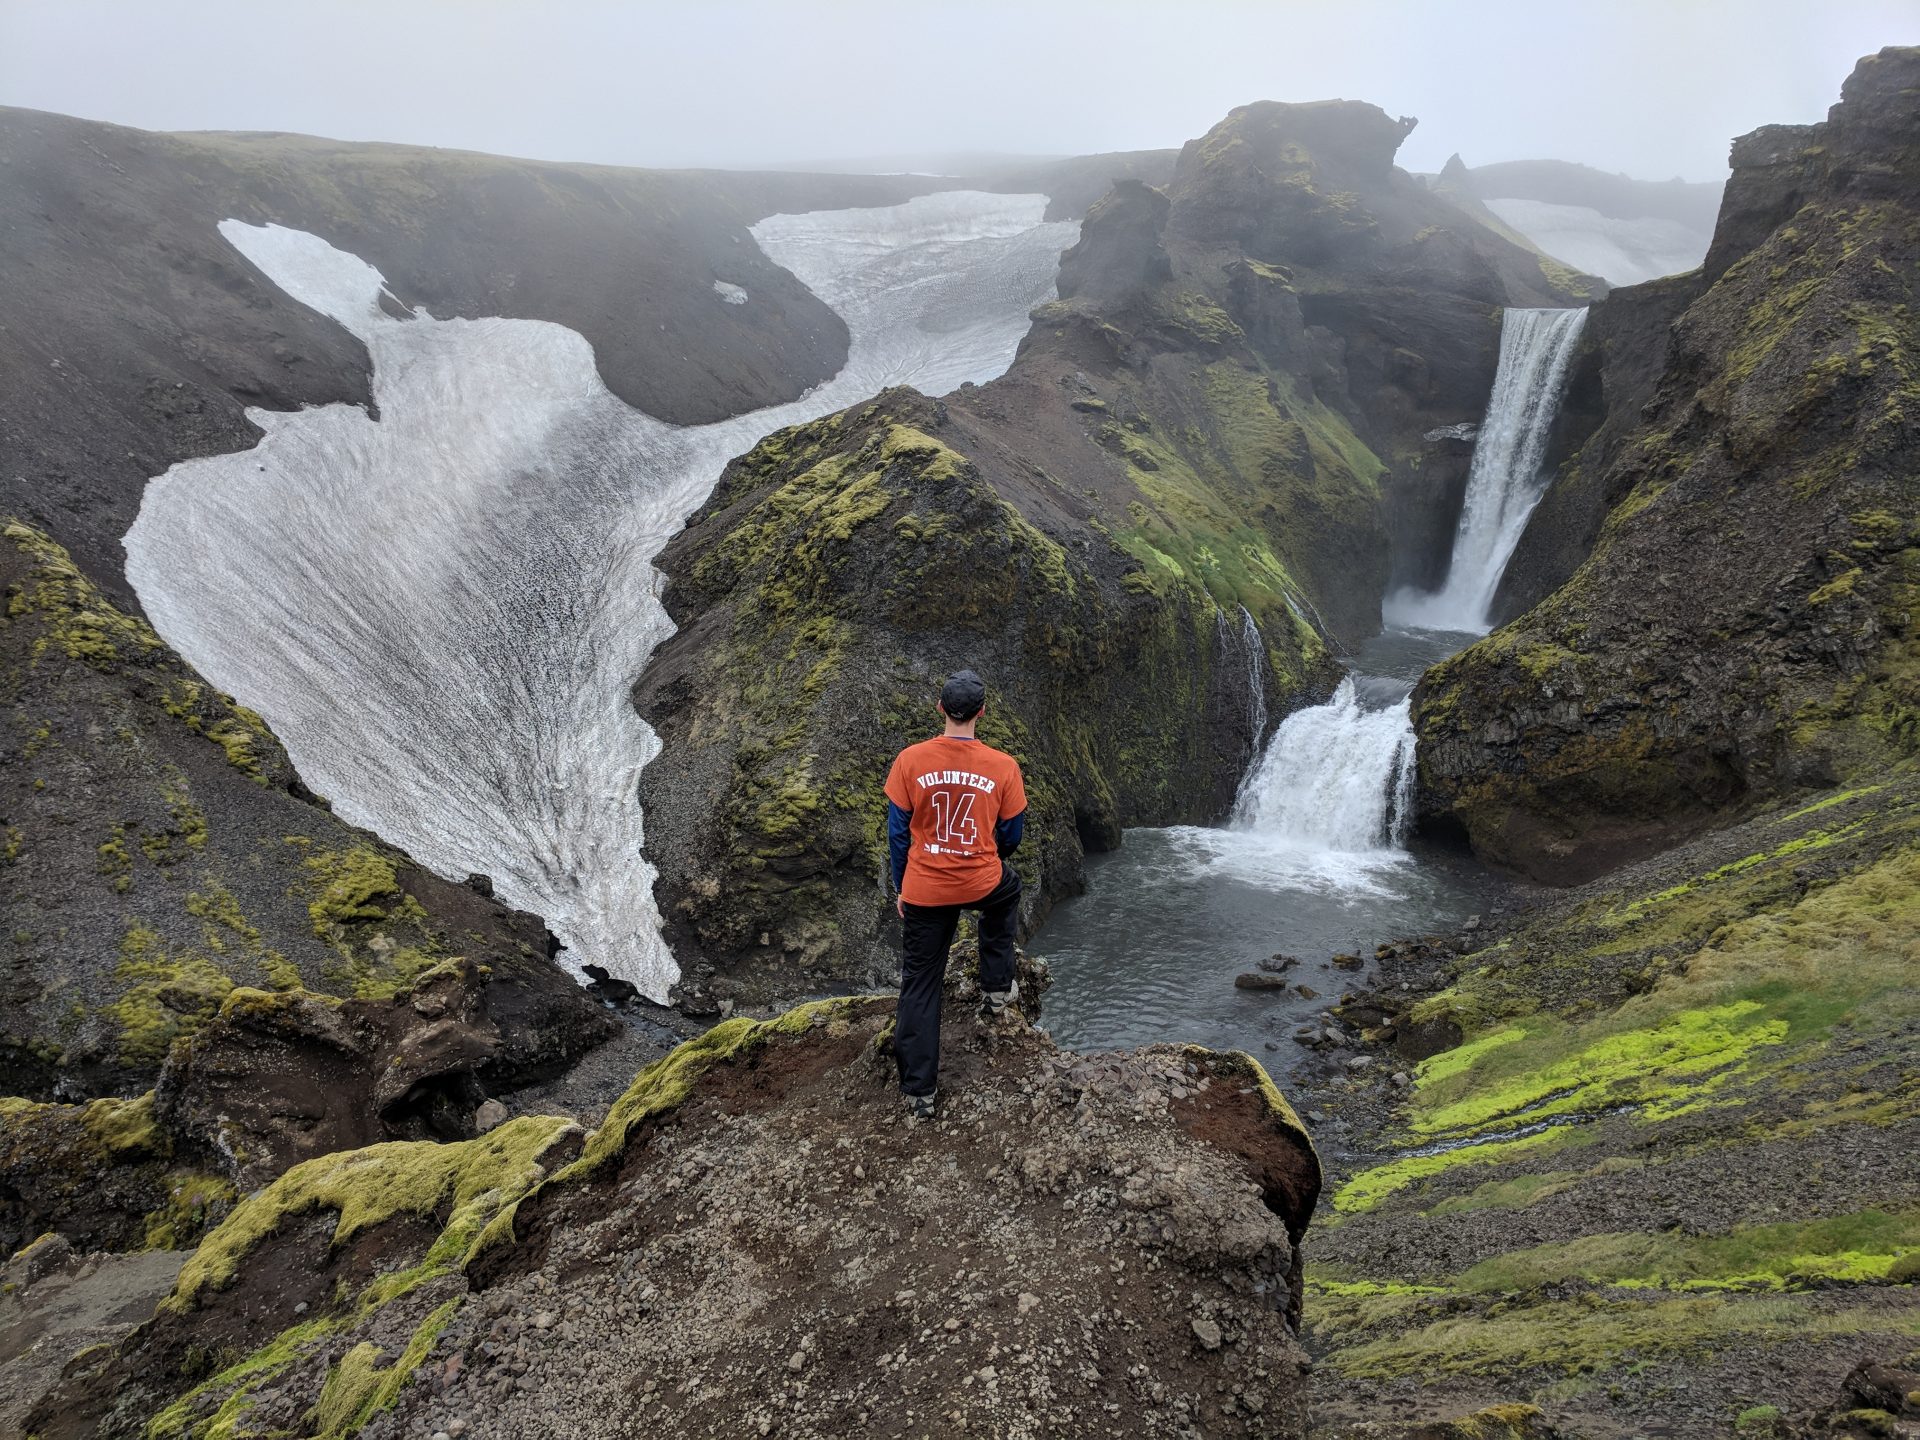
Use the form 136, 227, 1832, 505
1485, 197, 1708, 288
124, 192, 1075, 999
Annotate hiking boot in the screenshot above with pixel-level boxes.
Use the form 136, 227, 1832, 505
904, 1091, 937, 1121
981, 980, 1019, 1018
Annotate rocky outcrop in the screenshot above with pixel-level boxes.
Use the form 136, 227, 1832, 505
0, 1092, 231, 1256
157, 960, 529, 1190
1415, 47, 1920, 883
30, 971, 1321, 1440
637, 98, 1590, 1004
0, 522, 616, 1097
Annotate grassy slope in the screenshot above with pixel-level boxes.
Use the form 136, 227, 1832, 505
1307, 766, 1920, 1432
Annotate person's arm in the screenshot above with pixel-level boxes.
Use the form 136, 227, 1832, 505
995, 762, 1028, 857
883, 755, 913, 916
888, 801, 913, 892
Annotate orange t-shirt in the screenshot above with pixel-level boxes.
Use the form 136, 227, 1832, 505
884, 736, 1027, 906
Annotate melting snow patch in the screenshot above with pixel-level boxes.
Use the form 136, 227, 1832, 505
712, 280, 749, 305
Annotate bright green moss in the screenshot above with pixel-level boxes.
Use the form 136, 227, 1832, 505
1334, 1125, 1590, 1214
1410, 1000, 1791, 1140
80, 1091, 164, 1156
301, 845, 412, 935
307, 1300, 459, 1439
142, 1172, 239, 1252
4, 520, 166, 669
112, 923, 235, 1065
1452, 1209, 1920, 1295
1326, 1291, 1915, 1381
169, 1114, 579, 1310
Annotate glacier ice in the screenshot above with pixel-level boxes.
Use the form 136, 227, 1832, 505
123, 192, 1076, 1000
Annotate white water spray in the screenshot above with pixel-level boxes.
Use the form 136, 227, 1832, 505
1385, 306, 1588, 633
124, 193, 1076, 1001
1231, 678, 1415, 852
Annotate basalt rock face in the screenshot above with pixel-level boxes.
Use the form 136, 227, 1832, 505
1414, 48, 1920, 884
637, 100, 1589, 1004
31, 983, 1322, 1440
0, 522, 616, 1099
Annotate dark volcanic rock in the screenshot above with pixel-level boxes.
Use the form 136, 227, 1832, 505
1492, 264, 1705, 620
1415, 47, 1920, 883
155, 958, 520, 1188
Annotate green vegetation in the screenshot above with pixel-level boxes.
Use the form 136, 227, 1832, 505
4, 520, 165, 670
112, 922, 236, 1065
1326, 1291, 1913, 1381
299, 844, 444, 998
170, 1113, 578, 1308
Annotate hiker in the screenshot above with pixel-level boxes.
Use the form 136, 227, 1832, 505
883, 669, 1027, 1119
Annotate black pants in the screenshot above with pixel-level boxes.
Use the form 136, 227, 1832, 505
895, 862, 1022, 1098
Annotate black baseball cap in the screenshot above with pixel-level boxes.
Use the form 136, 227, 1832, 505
939, 669, 986, 721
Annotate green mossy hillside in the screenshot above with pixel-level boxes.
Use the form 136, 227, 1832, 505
1308, 766, 1920, 1426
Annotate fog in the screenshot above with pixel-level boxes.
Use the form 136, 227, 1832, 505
4, 0, 1914, 182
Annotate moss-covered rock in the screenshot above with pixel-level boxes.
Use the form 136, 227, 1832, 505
0, 1091, 234, 1255
0, 522, 614, 1097
1415, 49, 1920, 883
33, 985, 1321, 1439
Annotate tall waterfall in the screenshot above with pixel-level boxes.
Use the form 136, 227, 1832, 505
1232, 678, 1415, 852
1386, 305, 1588, 633
123, 193, 1077, 1001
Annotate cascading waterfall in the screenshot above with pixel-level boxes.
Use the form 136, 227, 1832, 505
123, 193, 1077, 1001
1227, 311, 1586, 861
1385, 305, 1589, 633
1231, 678, 1415, 851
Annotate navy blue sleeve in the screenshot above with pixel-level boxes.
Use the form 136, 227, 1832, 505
994, 808, 1026, 857
887, 801, 912, 892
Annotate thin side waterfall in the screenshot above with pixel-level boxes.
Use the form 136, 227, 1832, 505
1385, 305, 1588, 633
1232, 678, 1416, 852
1238, 606, 1268, 749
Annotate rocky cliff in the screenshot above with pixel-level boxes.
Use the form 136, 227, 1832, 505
23, 965, 1323, 1440
636, 99, 1589, 1006
1415, 47, 1920, 884
0, 522, 616, 1099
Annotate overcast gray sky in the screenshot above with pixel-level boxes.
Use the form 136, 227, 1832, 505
4, 1, 1913, 181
